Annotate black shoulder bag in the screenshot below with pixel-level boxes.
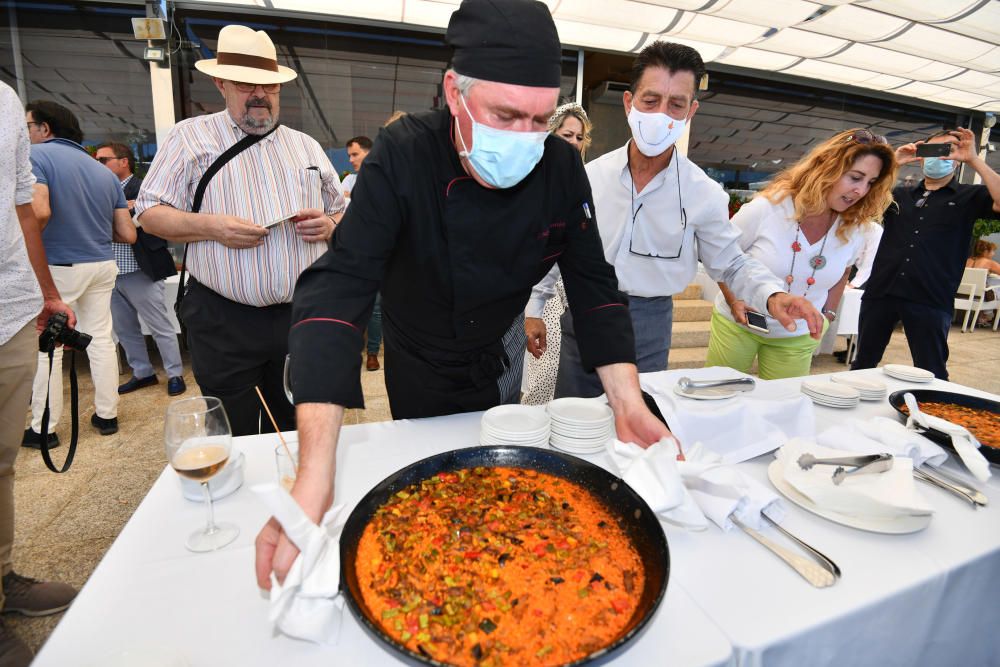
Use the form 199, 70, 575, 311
174, 125, 280, 333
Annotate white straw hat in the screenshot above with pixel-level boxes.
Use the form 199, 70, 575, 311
195, 25, 297, 85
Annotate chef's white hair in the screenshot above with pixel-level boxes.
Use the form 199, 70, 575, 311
450, 70, 481, 96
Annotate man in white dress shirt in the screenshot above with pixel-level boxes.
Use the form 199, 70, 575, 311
526, 41, 822, 398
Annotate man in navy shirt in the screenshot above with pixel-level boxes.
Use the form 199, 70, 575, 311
22, 101, 135, 447
852, 128, 1000, 379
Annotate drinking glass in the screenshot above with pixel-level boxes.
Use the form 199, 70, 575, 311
164, 396, 239, 552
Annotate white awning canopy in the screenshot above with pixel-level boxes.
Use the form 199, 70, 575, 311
182, 0, 1000, 112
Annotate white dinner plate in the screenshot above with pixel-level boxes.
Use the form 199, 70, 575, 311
882, 365, 935, 383
673, 385, 740, 400
801, 380, 861, 399
830, 373, 887, 393
481, 405, 550, 433
767, 461, 931, 534
546, 398, 614, 424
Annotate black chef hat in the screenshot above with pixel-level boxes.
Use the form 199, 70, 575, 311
446, 0, 562, 88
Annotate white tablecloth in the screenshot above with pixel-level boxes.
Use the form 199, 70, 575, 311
34, 414, 732, 667
34, 369, 1000, 667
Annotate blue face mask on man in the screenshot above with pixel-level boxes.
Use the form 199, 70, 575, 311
455, 95, 547, 189
923, 156, 956, 180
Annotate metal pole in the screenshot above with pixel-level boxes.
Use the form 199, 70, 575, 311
575, 48, 584, 105
148, 0, 176, 145
8, 3, 26, 102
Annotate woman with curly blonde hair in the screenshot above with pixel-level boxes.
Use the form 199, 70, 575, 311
705, 128, 898, 379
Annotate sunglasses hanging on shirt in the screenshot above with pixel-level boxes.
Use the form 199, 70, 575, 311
627, 154, 687, 260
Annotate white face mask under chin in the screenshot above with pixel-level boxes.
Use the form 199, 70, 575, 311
627, 107, 686, 158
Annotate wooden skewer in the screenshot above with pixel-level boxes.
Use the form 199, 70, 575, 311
255, 386, 296, 469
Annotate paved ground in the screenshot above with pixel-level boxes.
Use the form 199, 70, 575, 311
9, 324, 1000, 652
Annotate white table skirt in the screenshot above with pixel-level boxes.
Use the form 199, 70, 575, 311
34, 369, 1000, 667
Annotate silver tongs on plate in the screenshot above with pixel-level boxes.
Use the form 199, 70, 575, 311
677, 376, 755, 392
797, 453, 894, 486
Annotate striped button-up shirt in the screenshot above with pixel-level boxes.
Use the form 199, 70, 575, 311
135, 111, 345, 306
113, 176, 140, 275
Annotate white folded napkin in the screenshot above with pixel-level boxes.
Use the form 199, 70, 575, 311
606, 439, 784, 532
816, 417, 947, 468
776, 439, 933, 519
253, 483, 348, 645
903, 398, 991, 483
640, 370, 815, 463
607, 438, 707, 530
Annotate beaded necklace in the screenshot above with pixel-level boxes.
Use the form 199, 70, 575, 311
787, 216, 833, 297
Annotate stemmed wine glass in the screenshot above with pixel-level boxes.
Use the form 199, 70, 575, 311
164, 396, 239, 552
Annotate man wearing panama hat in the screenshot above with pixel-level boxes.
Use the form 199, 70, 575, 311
137, 25, 346, 437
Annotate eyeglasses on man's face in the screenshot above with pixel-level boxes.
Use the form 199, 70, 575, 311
231, 81, 281, 94
95, 156, 123, 164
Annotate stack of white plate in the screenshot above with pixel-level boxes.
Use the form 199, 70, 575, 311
480, 405, 550, 448
546, 398, 614, 454
801, 379, 860, 409
882, 364, 935, 383
830, 373, 888, 401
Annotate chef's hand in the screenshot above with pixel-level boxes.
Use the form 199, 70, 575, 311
615, 402, 682, 458
292, 208, 335, 243
255, 474, 331, 589
214, 214, 268, 249
596, 362, 683, 459
525, 317, 547, 359
766, 292, 824, 339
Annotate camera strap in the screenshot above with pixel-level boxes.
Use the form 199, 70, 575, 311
38, 349, 80, 474
174, 124, 281, 334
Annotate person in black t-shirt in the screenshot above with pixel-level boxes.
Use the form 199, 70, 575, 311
851, 128, 1000, 379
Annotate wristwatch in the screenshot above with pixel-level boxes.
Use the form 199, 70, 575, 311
823, 309, 837, 321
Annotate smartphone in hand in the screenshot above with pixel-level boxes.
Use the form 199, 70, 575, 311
745, 310, 769, 334
915, 143, 953, 158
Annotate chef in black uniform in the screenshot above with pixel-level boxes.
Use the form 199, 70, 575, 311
256, 0, 672, 588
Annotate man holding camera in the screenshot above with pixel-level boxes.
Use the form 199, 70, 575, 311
852, 127, 1000, 379
22, 101, 136, 446
0, 81, 79, 667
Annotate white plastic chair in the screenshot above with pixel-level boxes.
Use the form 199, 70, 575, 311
954, 267, 1000, 332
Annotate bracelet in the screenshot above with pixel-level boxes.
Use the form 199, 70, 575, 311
823, 309, 837, 321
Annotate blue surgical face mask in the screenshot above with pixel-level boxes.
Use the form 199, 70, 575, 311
923, 157, 955, 179
455, 95, 547, 189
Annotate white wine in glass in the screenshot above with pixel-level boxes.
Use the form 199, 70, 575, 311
165, 396, 239, 552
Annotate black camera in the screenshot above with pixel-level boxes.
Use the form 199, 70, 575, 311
38, 312, 91, 353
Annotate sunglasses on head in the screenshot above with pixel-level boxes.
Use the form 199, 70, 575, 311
849, 129, 889, 146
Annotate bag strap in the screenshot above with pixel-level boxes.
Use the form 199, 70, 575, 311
175, 124, 280, 320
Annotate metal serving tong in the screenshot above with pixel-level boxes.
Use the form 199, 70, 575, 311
676, 376, 755, 392
797, 453, 894, 486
